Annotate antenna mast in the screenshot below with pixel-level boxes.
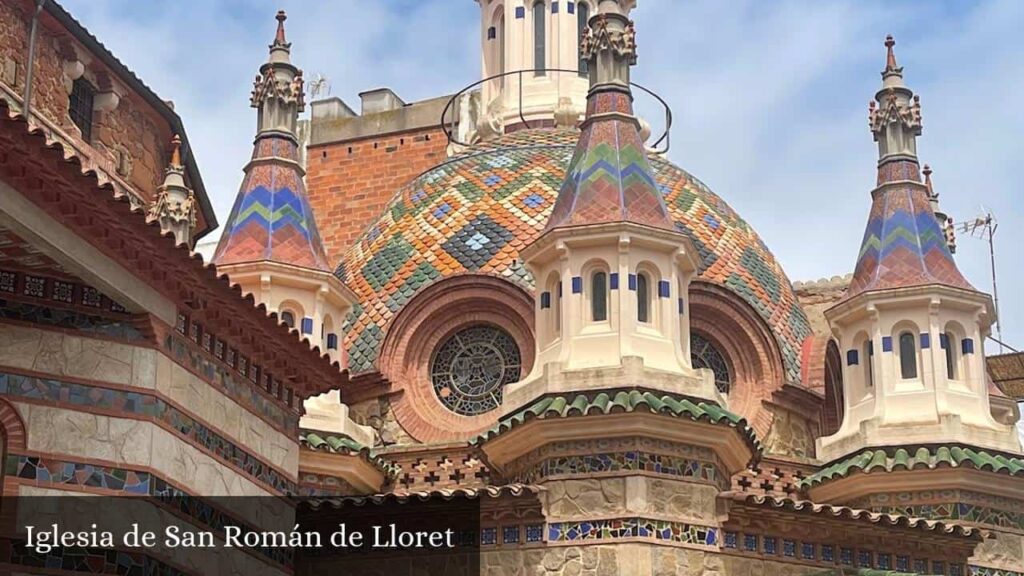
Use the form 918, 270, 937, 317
957, 211, 1003, 352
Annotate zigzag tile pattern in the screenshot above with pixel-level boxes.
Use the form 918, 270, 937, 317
214, 135, 330, 271
846, 171, 972, 299
335, 129, 812, 383
545, 91, 673, 231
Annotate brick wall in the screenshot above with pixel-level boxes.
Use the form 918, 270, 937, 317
305, 126, 448, 264
0, 1, 172, 203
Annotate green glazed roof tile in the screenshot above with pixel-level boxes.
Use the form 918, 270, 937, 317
474, 389, 761, 456
299, 431, 400, 477
802, 445, 1024, 489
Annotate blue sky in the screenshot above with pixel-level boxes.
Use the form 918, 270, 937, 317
63, 0, 1024, 357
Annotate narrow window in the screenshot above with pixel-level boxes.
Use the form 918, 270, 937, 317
944, 332, 958, 380
864, 340, 874, 388
554, 279, 561, 334
69, 77, 96, 141
498, 13, 506, 87
280, 311, 295, 328
636, 273, 649, 323
533, 1, 546, 75
899, 332, 917, 379
577, 2, 590, 76
591, 271, 607, 322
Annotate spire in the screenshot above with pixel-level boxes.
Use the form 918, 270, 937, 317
844, 38, 971, 300
149, 134, 196, 246
868, 34, 922, 184
923, 164, 958, 254
543, 2, 672, 233
250, 9, 304, 139
213, 11, 329, 271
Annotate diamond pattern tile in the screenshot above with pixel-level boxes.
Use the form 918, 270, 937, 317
336, 129, 812, 382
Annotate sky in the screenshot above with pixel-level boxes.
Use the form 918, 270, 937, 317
62, 0, 1024, 359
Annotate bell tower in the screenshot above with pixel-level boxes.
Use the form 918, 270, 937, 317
473, 0, 628, 139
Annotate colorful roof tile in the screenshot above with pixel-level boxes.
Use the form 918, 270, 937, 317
545, 90, 673, 232
303, 483, 543, 508
336, 128, 812, 381
844, 36, 973, 300
472, 389, 761, 456
213, 11, 329, 271
213, 136, 330, 270
801, 446, 1024, 489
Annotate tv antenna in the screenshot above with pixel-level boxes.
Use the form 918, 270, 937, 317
956, 208, 1004, 352
309, 73, 331, 100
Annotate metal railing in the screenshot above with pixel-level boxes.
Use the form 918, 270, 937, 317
440, 68, 673, 154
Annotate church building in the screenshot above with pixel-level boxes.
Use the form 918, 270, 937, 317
0, 0, 1021, 574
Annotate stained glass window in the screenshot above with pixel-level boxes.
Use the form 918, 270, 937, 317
691, 332, 731, 394
431, 325, 522, 416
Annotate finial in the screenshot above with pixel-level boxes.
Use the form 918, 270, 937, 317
170, 134, 182, 168
885, 34, 897, 70
275, 10, 287, 45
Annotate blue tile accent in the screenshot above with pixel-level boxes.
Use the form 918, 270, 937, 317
743, 534, 757, 552
326, 333, 338, 350
609, 273, 619, 290
920, 332, 930, 349
847, 349, 859, 366
525, 524, 543, 543
487, 26, 496, 40
783, 539, 796, 558
567, 1, 575, 14
763, 536, 777, 555
503, 526, 520, 544
896, 556, 909, 571
540, 292, 551, 309
724, 532, 737, 549
628, 274, 637, 291
515, 6, 525, 18
858, 550, 872, 567
572, 276, 582, 294
551, 1, 558, 13
962, 338, 975, 354
882, 336, 893, 352
801, 542, 815, 560
822, 545, 834, 562
481, 527, 497, 545
658, 280, 670, 298
301, 317, 313, 334
940, 333, 949, 349
840, 547, 853, 565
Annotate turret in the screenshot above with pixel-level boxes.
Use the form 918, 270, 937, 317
148, 135, 197, 246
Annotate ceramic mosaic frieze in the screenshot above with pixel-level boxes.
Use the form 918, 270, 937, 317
546, 517, 718, 546
0, 372, 297, 495
336, 128, 812, 381
522, 451, 722, 486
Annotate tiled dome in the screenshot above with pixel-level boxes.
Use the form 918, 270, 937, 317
336, 129, 812, 382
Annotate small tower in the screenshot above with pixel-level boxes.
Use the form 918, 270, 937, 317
817, 36, 1017, 460
148, 135, 197, 246
475, 0, 614, 138
476, 6, 759, 570
212, 11, 370, 445
923, 164, 957, 254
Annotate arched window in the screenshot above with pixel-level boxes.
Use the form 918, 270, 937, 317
591, 271, 608, 322
863, 339, 874, 388
636, 272, 650, 323
280, 311, 295, 328
691, 332, 731, 394
577, 2, 590, 77
944, 331, 959, 380
533, 1, 546, 75
430, 325, 522, 416
898, 331, 917, 379
498, 12, 506, 87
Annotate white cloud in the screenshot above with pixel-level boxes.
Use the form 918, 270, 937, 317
62, 0, 1024, 350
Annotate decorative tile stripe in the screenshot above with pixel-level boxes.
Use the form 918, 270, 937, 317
0, 299, 143, 341
970, 567, 1024, 576
548, 518, 717, 546
0, 372, 298, 495
164, 333, 298, 434
0, 537, 189, 576
874, 503, 1024, 531
297, 471, 359, 497
722, 529, 965, 574
5, 454, 293, 567
523, 451, 722, 487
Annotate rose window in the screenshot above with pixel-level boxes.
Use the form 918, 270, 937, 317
430, 325, 522, 416
691, 332, 732, 394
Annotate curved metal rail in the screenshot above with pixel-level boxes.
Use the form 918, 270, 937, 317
440, 68, 672, 154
